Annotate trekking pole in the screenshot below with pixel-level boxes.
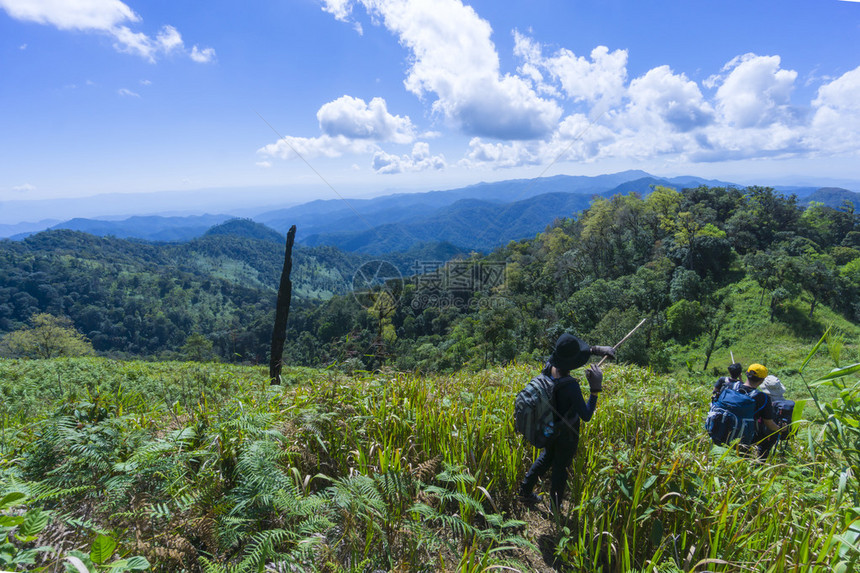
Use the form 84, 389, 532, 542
597, 317, 648, 367
730, 350, 735, 364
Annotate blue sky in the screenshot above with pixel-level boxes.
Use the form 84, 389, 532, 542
1, 0, 859, 215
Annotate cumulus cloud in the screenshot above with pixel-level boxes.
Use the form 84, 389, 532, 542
258, 133, 376, 161
514, 32, 628, 106
808, 66, 860, 154
117, 87, 139, 97
318, 96, 414, 143
190, 45, 216, 63
259, 95, 422, 165
322, 0, 353, 21
323, 0, 561, 140
460, 138, 542, 169
0, 0, 215, 63
711, 54, 798, 128
12, 183, 36, 193
372, 142, 446, 174
621, 66, 714, 133
307, 2, 856, 172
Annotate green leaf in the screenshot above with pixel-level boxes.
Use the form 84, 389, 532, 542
17, 509, 50, 540
642, 474, 658, 490
90, 534, 117, 564
815, 363, 860, 383
124, 556, 151, 570
0, 515, 25, 528
0, 491, 26, 511
801, 327, 831, 374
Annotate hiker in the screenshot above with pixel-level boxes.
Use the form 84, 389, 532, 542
759, 373, 795, 447
712, 362, 743, 402
737, 364, 784, 459
517, 333, 615, 510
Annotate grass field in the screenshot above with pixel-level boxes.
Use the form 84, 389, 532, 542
2, 348, 859, 572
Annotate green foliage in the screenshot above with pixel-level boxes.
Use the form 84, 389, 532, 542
665, 299, 704, 341
4, 356, 859, 571
1, 313, 95, 359
0, 491, 52, 568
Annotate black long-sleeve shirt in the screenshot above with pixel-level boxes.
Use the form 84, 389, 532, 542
542, 363, 598, 448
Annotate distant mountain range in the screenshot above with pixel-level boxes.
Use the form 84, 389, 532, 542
4, 171, 858, 255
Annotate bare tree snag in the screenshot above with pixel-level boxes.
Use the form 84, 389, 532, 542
270, 225, 296, 384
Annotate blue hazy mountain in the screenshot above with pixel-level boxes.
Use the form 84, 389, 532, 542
6, 172, 855, 253
47, 214, 234, 242
799, 187, 860, 210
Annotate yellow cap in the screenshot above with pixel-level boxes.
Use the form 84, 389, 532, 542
747, 363, 768, 380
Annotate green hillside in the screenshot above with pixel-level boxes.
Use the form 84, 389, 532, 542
0, 228, 473, 361
288, 184, 859, 376
1, 184, 859, 571
1, 355, 858, 571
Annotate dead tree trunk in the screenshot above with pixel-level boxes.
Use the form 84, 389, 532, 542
270, 225, 296, 384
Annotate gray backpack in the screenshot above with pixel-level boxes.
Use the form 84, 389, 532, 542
514, 374, 577, 447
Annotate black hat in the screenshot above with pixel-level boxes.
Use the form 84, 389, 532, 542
549, 333, 591, 371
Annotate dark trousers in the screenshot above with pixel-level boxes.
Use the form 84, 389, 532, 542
756, 429, 781, 459
520, 436, 578, 509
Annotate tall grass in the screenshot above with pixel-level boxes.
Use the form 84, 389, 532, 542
0, 356, 858, 571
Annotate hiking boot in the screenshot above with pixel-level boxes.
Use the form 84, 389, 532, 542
518, 491, 541, 504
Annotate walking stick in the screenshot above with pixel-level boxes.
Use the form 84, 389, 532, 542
730, 350, 735, 364
597, 317, 648, 367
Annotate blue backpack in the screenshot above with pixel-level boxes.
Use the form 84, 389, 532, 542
705, 382, 765, 445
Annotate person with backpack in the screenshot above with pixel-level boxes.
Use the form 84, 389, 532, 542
712, 362, 743, 402
516, 333, 615, 510
707, 363, 783, 458
758, 373, 794, 451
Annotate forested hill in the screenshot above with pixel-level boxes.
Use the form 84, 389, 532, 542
277, 185, 860, 372
2, 186, 859, 372
0, 221, 469, 361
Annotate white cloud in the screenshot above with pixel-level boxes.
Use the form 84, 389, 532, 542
256, 160, 272, 168
0, 0, 139, 30
260, 95, 420, 164
372, 142, 446, 174
322, 0, 353, 21
318, 96, 414, 143
621, 65, 714, 133
712, 54, 798, 128
0, 0, 214, 63
460, 138, 541, 169
324, 0, 561, 140
19, 43, 27, 50
808, 66, 860, 154
12, 183, 36, 193
515, 31, 628, 106
190, 45, 216, 63
258, 134, 377, 161
313, 3, 855, 172
117, 88, 139, 97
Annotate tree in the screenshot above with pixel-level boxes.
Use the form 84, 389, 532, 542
796, 255, 837, 318
181, 334, 216, 362
0, 313, 95, 359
